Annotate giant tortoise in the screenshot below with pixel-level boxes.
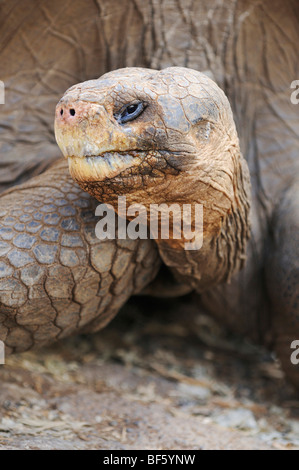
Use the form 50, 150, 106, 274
0, 0, 298, 390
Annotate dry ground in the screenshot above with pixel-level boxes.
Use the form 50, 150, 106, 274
0, 294, 298, 450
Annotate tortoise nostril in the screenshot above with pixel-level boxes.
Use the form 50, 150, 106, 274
70, 109, 76, 116
60, 109, 63, 116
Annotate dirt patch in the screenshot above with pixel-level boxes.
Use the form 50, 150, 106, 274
0, 295, 298, 450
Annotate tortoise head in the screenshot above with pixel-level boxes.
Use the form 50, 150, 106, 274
55, 67, 250, 242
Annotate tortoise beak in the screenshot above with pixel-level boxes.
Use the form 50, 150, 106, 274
54, 100, 129, 159
54, 98, 144, 182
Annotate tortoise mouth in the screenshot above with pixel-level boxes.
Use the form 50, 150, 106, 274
68, 151, 144, 182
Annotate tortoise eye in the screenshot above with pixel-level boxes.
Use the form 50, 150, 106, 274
116, 102, 145, 124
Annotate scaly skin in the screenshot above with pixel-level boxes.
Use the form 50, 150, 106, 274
54, 67, 299, 390
55, 68, 251, 292
0, 160, 160, 353
0, 0, 298, 390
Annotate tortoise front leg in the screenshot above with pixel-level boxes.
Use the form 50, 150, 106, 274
266, 180, 299, 389
0, 159, 160, 354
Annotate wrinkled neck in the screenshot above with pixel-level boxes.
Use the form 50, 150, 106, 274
154, 151, 251, 292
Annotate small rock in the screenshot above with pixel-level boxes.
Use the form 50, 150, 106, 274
177, 382, 211, 402
213, 408, 258, 431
